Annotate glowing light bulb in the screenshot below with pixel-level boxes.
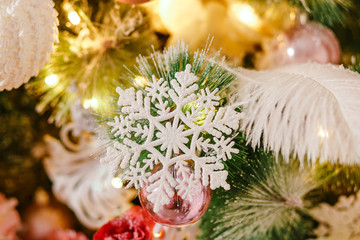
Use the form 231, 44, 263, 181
45, 74, 58, 87
318, 127, 329, 138
152, 223, 164, 238
232, 3, 260, 29
287, 47, 295, 57
290, 11, 296, 22
111, 177, 123, 189
153, 231, 164, 238
68, 11, 80, 25
134, 76, 148, 88
83, 98, 98, 109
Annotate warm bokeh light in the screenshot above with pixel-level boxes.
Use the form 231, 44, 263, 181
152, 231, 164, 238
111, 177, 124, 189
45, 74, 59, 87
287, 47, 295, 57
134, 76, 148, 88
318, 127, 329, 138
152, 223, 165, 239
152, 224, 165, 239
232, 3, 260, 29
68, 11, 81, 25
83, 98, 98, 109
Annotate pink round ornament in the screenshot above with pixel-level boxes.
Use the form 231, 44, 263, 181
23, 204, 74, 240
0, 194, 21, 240
139, 165, 212, 227
115, 0, 151, 4
257, 22, 341, 69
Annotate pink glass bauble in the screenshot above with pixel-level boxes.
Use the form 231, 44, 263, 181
257, 22, 341, 69
115, 0, 151, 4
139, 185, 212, 227
0, 194, 21, 240
23, 204, 74, 240
139, 165, 212, 227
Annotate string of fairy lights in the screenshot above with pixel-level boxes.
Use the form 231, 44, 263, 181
39, 0, 296, 112
44, 4, 97, 110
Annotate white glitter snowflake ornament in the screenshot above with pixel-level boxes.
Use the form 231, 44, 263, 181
102, 43, 241, 212
0, 0, 58, 91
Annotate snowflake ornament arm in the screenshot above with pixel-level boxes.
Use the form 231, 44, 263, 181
102, 47, 240, 213
194, 88, 220, 114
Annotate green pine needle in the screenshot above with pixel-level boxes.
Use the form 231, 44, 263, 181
353, 65, 360, 74
127, 40, 236, 97
26, 2, 158, 126
104, 41, 239, 173
291, 0, 353, 27
108, 40, 237, 124
199, 135, 323, 240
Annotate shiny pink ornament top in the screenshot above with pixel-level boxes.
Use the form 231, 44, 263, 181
139, 165, 212, 228
258, 22, 341, 69
140, 185, 212, 227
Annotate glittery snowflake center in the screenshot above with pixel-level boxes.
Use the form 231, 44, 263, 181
103, 64, 241, 212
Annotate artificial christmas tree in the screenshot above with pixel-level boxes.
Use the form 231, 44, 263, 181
1, 0, 360, 239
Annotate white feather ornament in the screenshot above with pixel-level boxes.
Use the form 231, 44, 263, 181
0, 0, 58, 91
228, 63, 360, 164
44, 124, 137, 229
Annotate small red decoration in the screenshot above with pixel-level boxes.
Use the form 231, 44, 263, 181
93, 206, 156, 240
